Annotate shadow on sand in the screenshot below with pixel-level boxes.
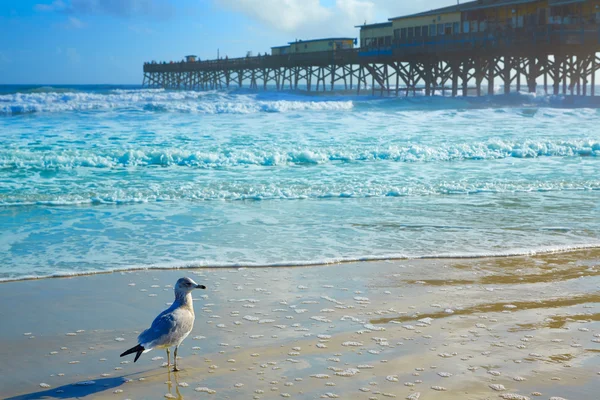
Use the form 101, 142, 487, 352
5, 369, 184, 400
4, 377, 127, 400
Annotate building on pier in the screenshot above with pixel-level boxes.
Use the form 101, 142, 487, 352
356, 22, 393, 48
390, 4, 461, 41
271, 45, 290, 56
359, 0, 600, 49
288, 38, 355, 54
271, 38, 355, 56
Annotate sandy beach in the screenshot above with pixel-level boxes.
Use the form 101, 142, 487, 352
1, 249, 599, 399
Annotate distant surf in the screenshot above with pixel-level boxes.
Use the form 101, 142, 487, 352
2, 87, 600, 115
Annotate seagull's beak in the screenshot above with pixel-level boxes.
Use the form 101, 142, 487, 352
196, 284, 206, 290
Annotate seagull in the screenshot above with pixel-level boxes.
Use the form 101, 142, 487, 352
120, 277, 206, 371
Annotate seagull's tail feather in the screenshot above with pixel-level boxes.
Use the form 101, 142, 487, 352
120, 344, 145, 362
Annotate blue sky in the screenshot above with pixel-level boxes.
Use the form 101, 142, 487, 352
0, 0, 455, 84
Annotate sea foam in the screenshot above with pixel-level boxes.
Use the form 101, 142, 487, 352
0, 139, 598, 171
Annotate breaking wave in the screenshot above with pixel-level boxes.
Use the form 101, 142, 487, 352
3, 87, 600, 115
1, 179, 599, 207
0, 89, 354, 115
1, 139, 598, 170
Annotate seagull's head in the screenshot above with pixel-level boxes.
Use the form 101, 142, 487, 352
175, 277, 206, 294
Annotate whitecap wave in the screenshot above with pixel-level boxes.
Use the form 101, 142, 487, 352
1, 139, 597, 170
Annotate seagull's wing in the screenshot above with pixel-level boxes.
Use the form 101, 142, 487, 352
138, 309, 178, 349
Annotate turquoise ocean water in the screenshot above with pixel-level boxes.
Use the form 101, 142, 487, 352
0, 85, 599, 281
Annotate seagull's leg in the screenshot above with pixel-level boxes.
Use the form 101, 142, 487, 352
173, 346, 180, 372
166, 348, 171, 368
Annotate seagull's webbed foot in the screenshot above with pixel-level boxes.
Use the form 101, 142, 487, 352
172, 366, 180, 372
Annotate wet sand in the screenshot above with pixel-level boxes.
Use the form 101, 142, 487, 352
1, 249, 599, 399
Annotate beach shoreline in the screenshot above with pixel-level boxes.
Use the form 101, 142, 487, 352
2, 244, 600, 284
1, 249, 599, 399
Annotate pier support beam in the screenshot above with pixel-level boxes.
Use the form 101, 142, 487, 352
424, 61, 433, 96
462, 59, 470, 97
488, 57, 495, 96
503, 56, 511, 95
528, 57, 539, 93
592, 56, 597, 96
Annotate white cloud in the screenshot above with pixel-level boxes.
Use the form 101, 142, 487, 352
34, 0, 67, 12
338, 0, 376, 23
216, 0, 459, 38
217, 0, 329, 32
216, 0, 375, 38
371, 0, 459, 19
36, 2, 86, 29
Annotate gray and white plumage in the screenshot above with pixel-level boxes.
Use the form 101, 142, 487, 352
120, 277, 206, 371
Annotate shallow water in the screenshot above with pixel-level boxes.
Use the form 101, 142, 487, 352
0, 85, 599, 280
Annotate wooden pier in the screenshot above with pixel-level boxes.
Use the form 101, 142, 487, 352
143, 25, 600, 97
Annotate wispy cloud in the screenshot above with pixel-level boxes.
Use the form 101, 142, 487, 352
65, 16, 86, 28
371, 0, 458, 18
35, 0, 67, 12
216, 0, 459, 37
34, 0, 175, 19
216, 0, 331, 33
